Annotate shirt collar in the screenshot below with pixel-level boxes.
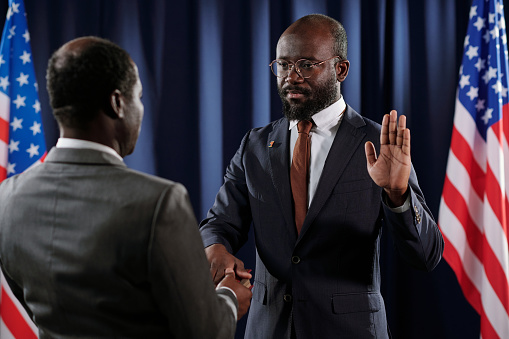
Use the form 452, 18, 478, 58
288, 96, 346, 131
56, 138, 123, 161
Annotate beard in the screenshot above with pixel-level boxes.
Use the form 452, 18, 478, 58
278, 75, 339, 121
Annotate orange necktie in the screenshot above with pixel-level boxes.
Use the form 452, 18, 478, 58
291, 120, 312, 234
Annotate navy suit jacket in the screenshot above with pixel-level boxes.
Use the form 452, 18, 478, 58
200, 106, 444, 339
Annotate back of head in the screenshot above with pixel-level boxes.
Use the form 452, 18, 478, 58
46, 36, 137, 129
286, 14, 348, 60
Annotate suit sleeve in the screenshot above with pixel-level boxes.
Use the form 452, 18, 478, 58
199, 131, 253, 253
148, 183, 238, 338
382, 166, 444, 272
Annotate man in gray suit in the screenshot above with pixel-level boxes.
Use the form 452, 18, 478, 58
0, 36, 251, 338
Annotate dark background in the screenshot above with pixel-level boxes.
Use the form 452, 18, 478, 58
2, 0, 501, 338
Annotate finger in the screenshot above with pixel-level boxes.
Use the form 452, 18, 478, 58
388, 110, 398, 145
234, 260, 252, 279
402, 128, 411, 155
364, 141, 377, 168
380, 114, 390, 145
396, 114, 406, 147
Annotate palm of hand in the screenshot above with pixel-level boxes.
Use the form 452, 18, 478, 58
368, 142, 411, 192
365, 110, 411, 202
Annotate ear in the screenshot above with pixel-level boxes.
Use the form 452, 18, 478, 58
109, 89, 124, 119
336, 59, 350, 82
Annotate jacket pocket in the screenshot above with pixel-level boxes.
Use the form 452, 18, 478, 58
252, 280, 267, 305
331, 292, 381, 314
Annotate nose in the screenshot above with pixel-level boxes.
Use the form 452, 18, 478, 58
285, 65, 304, 84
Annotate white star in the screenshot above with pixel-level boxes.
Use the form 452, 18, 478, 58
8, 139, 19, 153
460, 74, 471, 88
22, 29, 30, 43
475, 58, 486, 71
0, 55, 5, 67
481, 108, 493, 124
492, 80, 504, 95
16, 72, 29, 87
8, 25, 16, 39
496, 2, 504, 14
474, 16, 485, 31
490, 26, 500, 39
502, 86, 509, 97
34, 82, 38, 91
499, 18, 506, 30
466, 45, 479, 59
0, 76, 10, 91
470, 6, 477, 19
7, 162, 16, 175
26, 143, 40, 158
33, 100, 40, 113
11, 2, 20, 14
12, 94, 26, 109
29, 121, 41, 135
10, 116, 22, 130
502, 34, 507, 45
464, 35, 470, 48
483, 30, 491, 43
466, 86, 479, 100
483, 66, 498, 83
475, 99, 486, 111
6, 7, 12, 20
489, 13, 496, 24
19, 50, 31, 64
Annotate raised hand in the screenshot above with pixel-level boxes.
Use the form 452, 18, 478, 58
365, 110, 411, 206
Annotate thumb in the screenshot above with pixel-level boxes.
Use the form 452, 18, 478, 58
365, 141, 377, 168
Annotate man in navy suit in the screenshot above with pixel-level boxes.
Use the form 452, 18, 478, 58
200, 14, 444, 339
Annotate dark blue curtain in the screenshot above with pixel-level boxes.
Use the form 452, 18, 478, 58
2, 0, 501, 337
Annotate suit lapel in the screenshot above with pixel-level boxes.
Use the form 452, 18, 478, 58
297, 107, 367, 241
267, 119, 296, 236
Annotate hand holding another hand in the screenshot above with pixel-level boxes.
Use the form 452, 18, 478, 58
217, 268, 252, 319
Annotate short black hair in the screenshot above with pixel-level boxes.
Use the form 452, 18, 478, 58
46, 36, 137, 128
294, 14, 348, 60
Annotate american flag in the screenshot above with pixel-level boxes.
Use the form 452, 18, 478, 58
0, 0, 44, 337
438, 0, 509, 338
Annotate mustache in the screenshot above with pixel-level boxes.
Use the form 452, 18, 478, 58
280, 86, 312, 96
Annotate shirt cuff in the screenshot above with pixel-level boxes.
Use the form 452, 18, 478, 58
383, 191, 411, 213
216, 286, 238, 321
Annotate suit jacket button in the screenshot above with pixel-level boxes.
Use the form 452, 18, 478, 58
291, 256, 301, 264
283, 294, 293, 302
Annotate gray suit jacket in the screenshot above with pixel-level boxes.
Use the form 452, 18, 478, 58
0, 147, 237, 338
200, 106, 444, 339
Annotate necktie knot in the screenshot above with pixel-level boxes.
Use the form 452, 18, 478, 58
297, 120, 313, 135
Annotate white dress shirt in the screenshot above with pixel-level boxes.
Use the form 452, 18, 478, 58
56, 138, 123, 161
289, 97, 346, 207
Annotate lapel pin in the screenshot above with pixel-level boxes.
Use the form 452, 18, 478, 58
269, 141, 275, 148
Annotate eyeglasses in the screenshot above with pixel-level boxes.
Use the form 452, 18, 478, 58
269, 56, 340, 79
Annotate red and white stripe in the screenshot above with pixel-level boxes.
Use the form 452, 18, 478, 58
0, 91, 9, 181
0, 275, 37, 339
439, 98, 509, 339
